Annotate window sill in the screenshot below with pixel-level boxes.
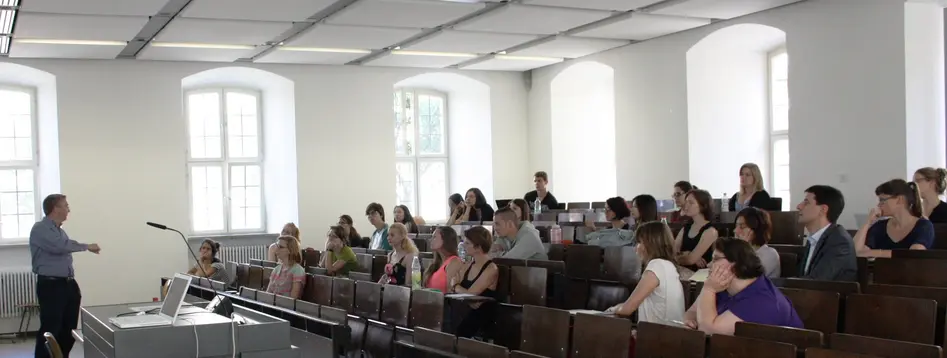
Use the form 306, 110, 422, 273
0, 240, 28, 248
187, 232, 277, 242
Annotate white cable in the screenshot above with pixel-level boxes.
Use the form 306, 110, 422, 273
177, 318, 199, 358
230, 313, 238, 358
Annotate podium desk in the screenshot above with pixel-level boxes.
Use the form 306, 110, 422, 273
80, 302, 299, 358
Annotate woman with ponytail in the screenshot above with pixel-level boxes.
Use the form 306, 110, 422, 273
187, 239, 233, 284
914, 167, 947, 223
853, 179, 934, 257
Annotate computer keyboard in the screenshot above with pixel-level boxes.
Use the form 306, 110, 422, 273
114, 314, 169, 325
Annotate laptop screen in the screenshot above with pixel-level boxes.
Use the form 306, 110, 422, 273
160, 274, 192, 318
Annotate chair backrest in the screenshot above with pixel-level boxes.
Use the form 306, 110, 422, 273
410, 288, 444, 330
772, 278, 860, 297
829, 333, 942, 358
492, 303, 524, 350
248, 265, 264, 290
734, 321, 823, 351
709, 334, 796, 358
44, 332, 63, 358
873, 258, 947, 288
779, 252, 799, 278
520, 305, 571, 358
526, 260, 564, 273
414, 326, 457, 353
891, 249, 947, 260
547, 244, 566, 261
331, 277, 356, 313
806, 348, 881, 358
306, 266, 327, 275
603, 246, 640, 285
844, 293, 937, 344
256, 290, 276, 306
372, 255, 389, 281
568, 202, 591, 210
355, 253, 373, 273
635, 321, 705, 358
565, 245, 604, 279
354, 281, 382, 319
457, 337, 510, 358
349, 272, 372, 282
303, 274, 333, 306
571, 313, 632, 357
381, 284, 411, 326
302, 250, 321, 268
260, 259, 278, 268
295, 299, 320, 318
769, 211, 803, 245
510, 266, 547, 306
236, 263, 250, 287
240, 287, 257, 300
586, 280, 631, 312
318, 305, 348, 325
779, 287, 840, 334
261, 266, 274, 290
510, 351, 548, 358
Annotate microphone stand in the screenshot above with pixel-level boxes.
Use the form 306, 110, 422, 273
148, 222, 233, 317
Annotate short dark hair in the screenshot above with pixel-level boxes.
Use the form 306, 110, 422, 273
674, 181, 696, 193
714, 237, 764, 279
875, 179, 923, 218
606, 196, 631, 221
43, 194, 66, 216
631, 194, 658, 223
464, 226, 493, 253
534, 171, 549, 182
365, 202, 385, 221
804, 185, 845, 223
495, 207, 518, 223
735, 207, 771, 247
686, 189, 714, 221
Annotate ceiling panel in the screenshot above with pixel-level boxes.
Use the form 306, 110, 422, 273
181, 0, 338, 22
575, 13, 711, 40
19, 0, 168, 16
522, 0, 661, 11
512, 36, 627, 58
9, 42, 123, 59
15, 13, 148, 41
256, 49, 365, 65
455, 4, 612, 35
288, 25, 420, 50
365, 53, 469, 68
138, 46, 252, 62
156, 18, 291, 45
463, 57, 561, 71
327, 0, 483, 28
652, 0, 804, 20
407, 30, 539, 54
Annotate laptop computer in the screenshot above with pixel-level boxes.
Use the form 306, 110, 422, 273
496, 199, 512, 209
109, 273, 192, 329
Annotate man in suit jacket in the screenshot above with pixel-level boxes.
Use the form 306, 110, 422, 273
796, 185, 857, 281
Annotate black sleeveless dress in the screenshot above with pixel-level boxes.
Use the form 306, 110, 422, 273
456, 259, 497, 338
680, 222, 714, 271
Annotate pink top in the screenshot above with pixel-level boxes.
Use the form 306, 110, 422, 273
426, 256, 459, 293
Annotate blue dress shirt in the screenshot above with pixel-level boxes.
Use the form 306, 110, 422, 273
30, 217, 87, 277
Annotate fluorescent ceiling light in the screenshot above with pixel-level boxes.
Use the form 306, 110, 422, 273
495, 54, 563, 62
0, 36, 9, 54
0, 0, 20, 7
15, 38, 126, 46
279, 46, 370, 54
0, 9, 15, 34
150, 42, 254, 50
391, 50, 476, 58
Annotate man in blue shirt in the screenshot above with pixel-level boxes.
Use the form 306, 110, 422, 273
31, 194, 100, 358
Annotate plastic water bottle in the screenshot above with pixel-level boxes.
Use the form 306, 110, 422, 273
550, 224, 562, 245
533, 197, 542, 215
411, 256, 422, 290
661, 217, 668, 225
457, 241, 467, 263
721, 193, 728, 212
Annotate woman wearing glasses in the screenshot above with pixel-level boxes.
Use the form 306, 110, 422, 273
853, 179, 934, 258
669, 181, 696, 224
581, 196, 636, 248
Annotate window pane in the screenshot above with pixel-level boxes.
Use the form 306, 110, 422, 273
395, 161, 416, 215
188, 92, 222, 159
418, 161, 447, 222
774, 165, 790, 192
230, 164, 262, 231
771, 80, 788, 107
1, 214, 17, 239
418, 94, 446, 156
0, 90, 33, 162
191, 165, 225, 232
773, 138, 789, 166
395, 91, 415, 157
226, 92, 259, 159
772, 105, 789, 132
776, 190, 791, 211
771, 52, 788, 80
0, 169, 34, 239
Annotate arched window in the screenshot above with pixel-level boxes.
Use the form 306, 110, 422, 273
769, 49, 790, 210
186, 89, 264, 233
394, 88, 450, 221
0, 87, 38, 239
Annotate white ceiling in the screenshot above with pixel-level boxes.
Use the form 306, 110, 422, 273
6, 0, 806, 72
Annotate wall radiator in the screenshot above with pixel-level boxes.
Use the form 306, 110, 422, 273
218, 245, 268, 265
0, 271, 36, 318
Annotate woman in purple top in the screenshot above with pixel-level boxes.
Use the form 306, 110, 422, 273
683, 237, 802, 335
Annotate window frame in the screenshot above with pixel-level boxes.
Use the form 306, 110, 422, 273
767, 47, 790, 210
184, 87, 265, 235
0, 84, 40, 242
394, 88, 450, 222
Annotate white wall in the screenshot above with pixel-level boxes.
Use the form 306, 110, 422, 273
0, 59, 528, 312
529, 0, 910, 227
905, 1, 947, 176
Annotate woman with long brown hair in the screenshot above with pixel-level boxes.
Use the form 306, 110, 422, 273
606, 221, 684, 324
338, 215, 365, 248
424, 226, 462, 292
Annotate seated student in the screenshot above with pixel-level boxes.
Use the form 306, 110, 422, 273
455, 188, 495, 223
796, 185, 857, 281
379, 223, 418, 286
424, 226, 462, 293
187, 239, 233, 284
450, 226, 499, 338
490, 207, 547, 260
447, 193, 465, 225
268, 222, 300, 262
854, 179, 935, 258
734, 207, 780, 278
523, 171, 559, 211
914, 167, 947, 223
605, 222, 683, 324
266, 235, 306, 299
366, 202, 393, 251
394, 205, 421, 234
675, 190, 719, 271
683, 238, 803, 335
320, 226, 358, 277
631, 194, 659, 227
582, 196, 635, 247
508, 198, 532, 222
669, 181, 697, 224
728, 163, 774, 211
338, 214, 366, 249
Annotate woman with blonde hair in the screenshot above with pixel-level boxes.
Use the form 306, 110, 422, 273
914, 167, 947, 223
378, 223, 418, 286
268, 222, 301, 262
728, 163, 773, 211
266, 235, 305, 299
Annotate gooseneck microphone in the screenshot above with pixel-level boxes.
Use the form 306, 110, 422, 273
146, 221, 233, 317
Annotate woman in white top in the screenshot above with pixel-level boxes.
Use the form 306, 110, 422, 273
606, 221, 685, 324
734, 207, 781, 278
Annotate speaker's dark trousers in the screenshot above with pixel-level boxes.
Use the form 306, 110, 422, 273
34, 275, 81, 358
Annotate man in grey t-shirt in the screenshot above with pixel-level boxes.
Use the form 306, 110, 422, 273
491, 208, 547, 260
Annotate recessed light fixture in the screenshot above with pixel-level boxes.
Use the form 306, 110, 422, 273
391, 50, 476, 58
14, 39, 127, 46
279, 46, 370, 54
495, 54, 563, 62
0, 9, 15, 34
150, 42, 255, 50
